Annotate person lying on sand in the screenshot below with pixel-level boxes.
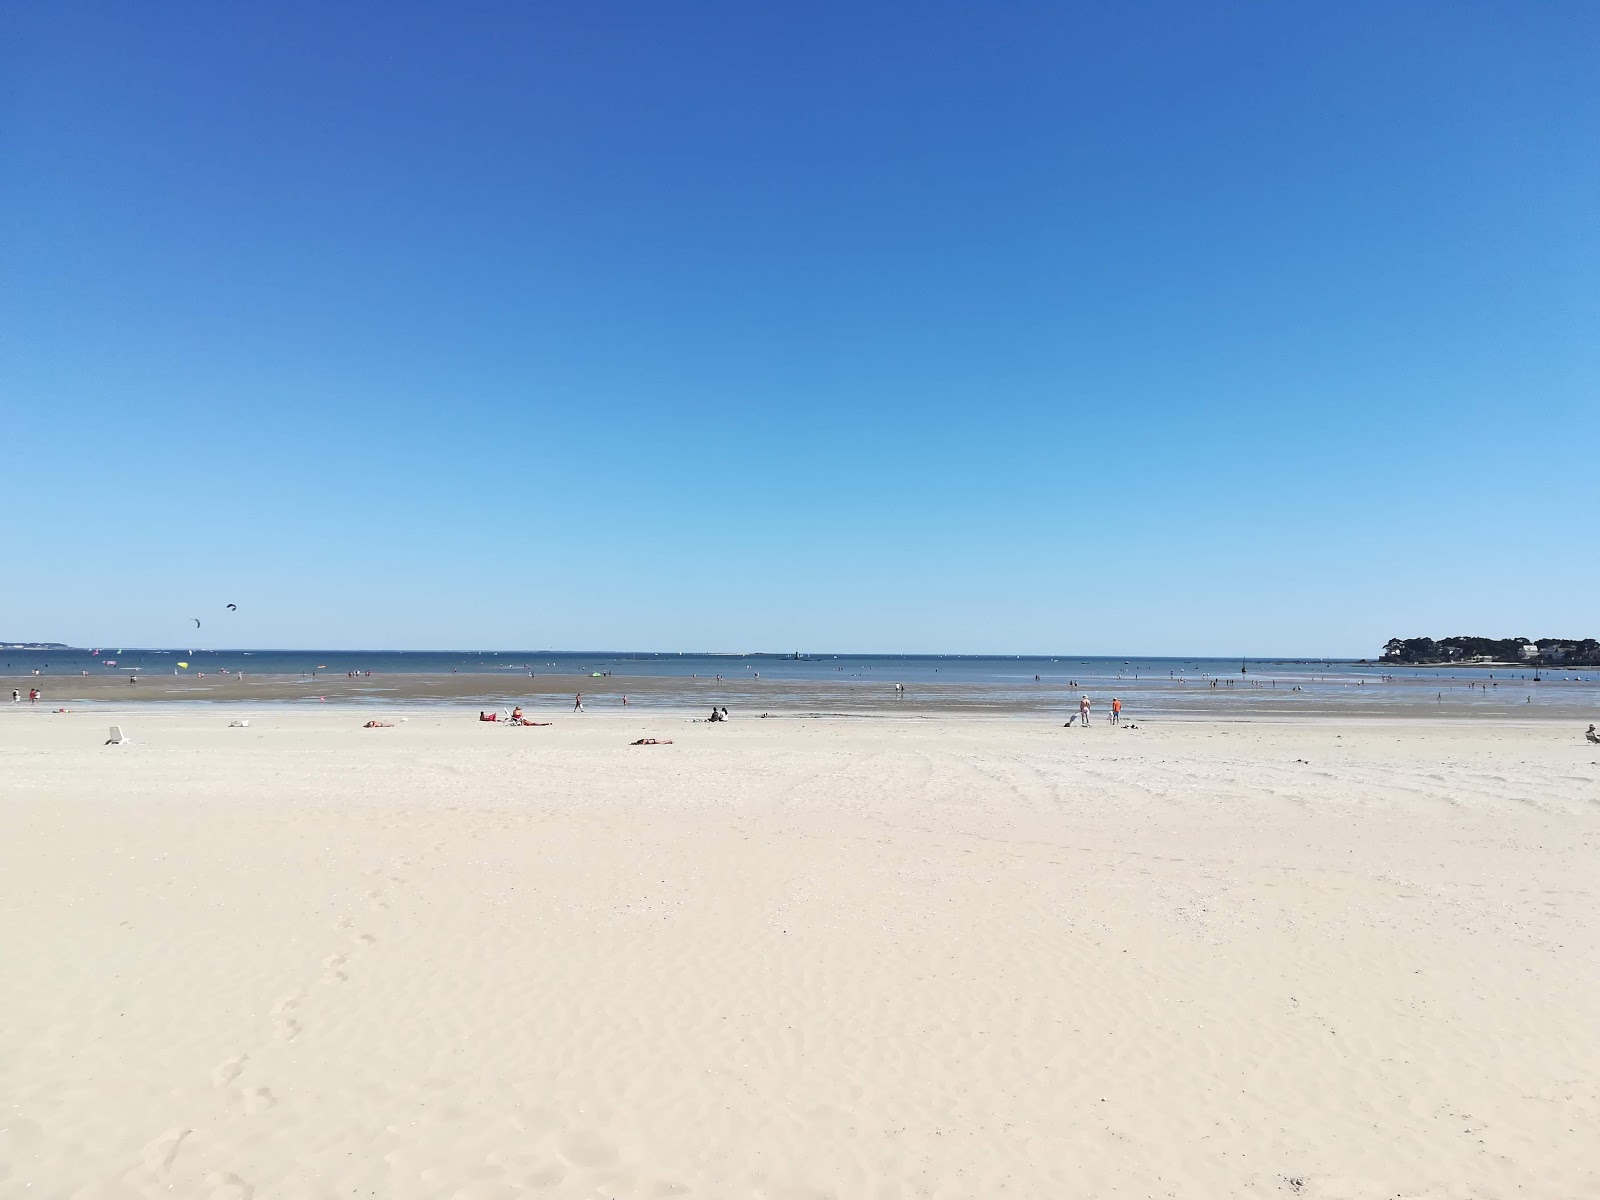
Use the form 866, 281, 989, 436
364, 721, 394, 728
630, 738, 672, 745
479, 711, 498, 721
514, 720, 553, 727
504, 706, 551, 727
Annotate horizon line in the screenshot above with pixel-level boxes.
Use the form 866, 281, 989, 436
6, 644, 1371, 660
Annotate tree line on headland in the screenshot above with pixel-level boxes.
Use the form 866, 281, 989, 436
1382, 636, 1600, 665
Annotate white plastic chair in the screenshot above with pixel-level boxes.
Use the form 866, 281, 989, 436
105, 725, 131, 745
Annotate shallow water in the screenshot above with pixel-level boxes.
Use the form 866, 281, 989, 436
6, 649, 1596, 720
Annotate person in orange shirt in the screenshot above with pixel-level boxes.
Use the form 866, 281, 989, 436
1110, 697, 1122, 725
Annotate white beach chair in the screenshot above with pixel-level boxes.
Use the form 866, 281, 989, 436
105, 725, 131, 745
229, 719, 251, 728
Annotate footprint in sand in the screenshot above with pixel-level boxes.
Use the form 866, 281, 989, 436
141, 1127, 191, 1173
352, 931, 377, 945
212, 1055, 248, 1087
557, 1130, 621, 1169
207, 1171, 255, 1199
521, 1163, 567, 1190
272, 995, 302, 1042
242, 1086, 277, 1114
322, 952, 349, 982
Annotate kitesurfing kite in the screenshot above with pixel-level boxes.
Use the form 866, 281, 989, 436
226, 604, 237, 611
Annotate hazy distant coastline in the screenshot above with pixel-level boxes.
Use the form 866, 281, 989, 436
1382, 636, 1600, 667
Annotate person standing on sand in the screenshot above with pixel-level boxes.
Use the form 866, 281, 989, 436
573, 693, 584, 712
1110, 697, 1122, 725
1079, 694, 1091, 727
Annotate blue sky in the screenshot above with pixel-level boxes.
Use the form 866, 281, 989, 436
4, 2, 1596, 654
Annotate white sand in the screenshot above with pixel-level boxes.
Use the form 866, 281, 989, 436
2, 712, 1597, 1199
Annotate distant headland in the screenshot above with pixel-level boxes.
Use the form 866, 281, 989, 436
1381, 636, 1599, 666
1, 642, 70, 651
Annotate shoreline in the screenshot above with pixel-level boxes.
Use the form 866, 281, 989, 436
7, 668, 1597, 710
5, 704, 1596, 730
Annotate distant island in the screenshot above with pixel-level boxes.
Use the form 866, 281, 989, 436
1, 642, 70, 651
1381, 636, 1599, 666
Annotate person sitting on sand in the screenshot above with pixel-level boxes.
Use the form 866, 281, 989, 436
708, 707, 723, 722
511, 706, 524, 722
1587, 724, 1599, 744
630, 738, 672, 745
479, 710, 498, 722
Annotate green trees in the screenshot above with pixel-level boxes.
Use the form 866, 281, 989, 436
1382, 636, 1600, 665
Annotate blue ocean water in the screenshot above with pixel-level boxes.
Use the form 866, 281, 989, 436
1, 647, 1414, 682
6, 648, 1597, 717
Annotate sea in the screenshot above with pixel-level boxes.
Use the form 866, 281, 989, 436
6, 649, 1597, 719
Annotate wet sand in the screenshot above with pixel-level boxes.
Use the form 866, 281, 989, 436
8, 667, 1600, 721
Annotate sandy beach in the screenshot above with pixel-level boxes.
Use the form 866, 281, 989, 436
3, 710, 1597, 1199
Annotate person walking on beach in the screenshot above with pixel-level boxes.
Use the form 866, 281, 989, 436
573, 693, 584, 712
1078, 694, 1091, 727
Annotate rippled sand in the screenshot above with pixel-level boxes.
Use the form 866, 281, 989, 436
2, 712, 1596, 1198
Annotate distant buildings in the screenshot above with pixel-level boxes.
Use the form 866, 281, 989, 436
1383, 636, 1597, 666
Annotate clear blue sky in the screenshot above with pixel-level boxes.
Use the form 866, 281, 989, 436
5, 2, 1596, 654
